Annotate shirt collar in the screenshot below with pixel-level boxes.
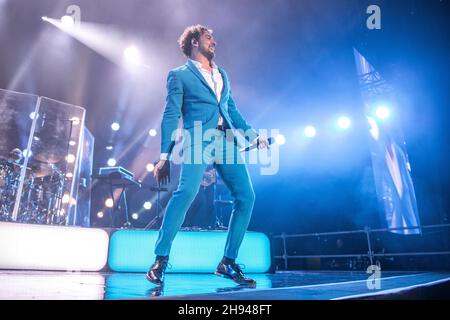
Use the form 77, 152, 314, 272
189, 59, 219, 72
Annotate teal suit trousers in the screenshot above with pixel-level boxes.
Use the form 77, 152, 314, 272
154, 131, 255, 259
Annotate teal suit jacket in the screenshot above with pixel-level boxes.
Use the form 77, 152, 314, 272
161, 59, 258, 155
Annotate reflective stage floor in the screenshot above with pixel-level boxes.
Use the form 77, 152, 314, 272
1, 270, 450, 300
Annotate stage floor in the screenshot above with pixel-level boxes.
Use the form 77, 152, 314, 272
1, 270, 449, 300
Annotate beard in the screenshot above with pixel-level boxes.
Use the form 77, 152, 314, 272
199, 45, 215, 60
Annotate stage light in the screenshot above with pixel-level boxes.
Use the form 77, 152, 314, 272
62, 193, 70, 204
131, 213, 139, 220
66, 154, 75, 163
29, 112, 39, 120
69, 140, 76, 146
71, 117, 81, 125
123, 46, 141, 66
143, 201, 152, 210
337, 116, 351, 129
146, 163, 155, 172
97, 211, 104, 218
60, 15, 75, 28
105, 198, 114, 208
106, 145, 113, 150
375, 105, 390, 120
22, 149, 32, 157
107, 158, 116, 167
275, 134, 286, 145
66, 172, 73, 178
41, 16, 49, 22
148, 129, 157, 137
108, 230, 271, 273
111, 122, 120, 131
304, 125, 317, 138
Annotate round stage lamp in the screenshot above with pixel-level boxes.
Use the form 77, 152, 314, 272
143, 201, 152, 210
105, 198, 114, 208
337, 116, 351, 129
111, 122, 120, 131
304, 126, 317, 138
146, 163, 155, 172
275, 134, 286, 145
60, 15, 75, 27
107, 158, 117, 167
375, 106, 390, 120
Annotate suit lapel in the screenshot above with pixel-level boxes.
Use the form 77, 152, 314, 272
186, 60, 216, 97
218, 67, 229, 105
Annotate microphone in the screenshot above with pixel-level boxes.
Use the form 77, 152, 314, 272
240, 137, 274, 152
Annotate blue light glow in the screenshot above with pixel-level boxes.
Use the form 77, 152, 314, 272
337, 116, 351, 129
107, 158, 116, 166
108, 230, 271, 273
275, 134, 286, 145
111, 122, 120, 131
304, 125, 317, 138
375, 105, 391, 120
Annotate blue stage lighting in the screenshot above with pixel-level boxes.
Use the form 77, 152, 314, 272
107, 158, 116, 167
111, 122, 120, 131
375, 105, 390, 120
275, 134, 286, 145
143, 201, 152, 210
304, 125, 316, 138
108, 230, 271, 273
337, 116, 351, 129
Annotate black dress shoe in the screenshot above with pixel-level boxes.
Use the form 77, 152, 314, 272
215, 261, 256, 286
146, 257, 170, 286
146, 286, 164, 297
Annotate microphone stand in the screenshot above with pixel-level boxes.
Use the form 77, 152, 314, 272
143, 184, 168, 230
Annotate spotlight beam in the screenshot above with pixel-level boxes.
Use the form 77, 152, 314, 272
41, 18, 151, 70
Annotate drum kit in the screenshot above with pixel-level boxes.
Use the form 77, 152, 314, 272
0, 148, 66, 225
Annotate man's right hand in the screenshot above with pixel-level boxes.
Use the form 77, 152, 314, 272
153, 159, 170, 185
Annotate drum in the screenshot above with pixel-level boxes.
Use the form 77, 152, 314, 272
17, 168, 65, 225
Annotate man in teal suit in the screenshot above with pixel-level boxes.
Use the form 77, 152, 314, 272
146, 25, 269, 286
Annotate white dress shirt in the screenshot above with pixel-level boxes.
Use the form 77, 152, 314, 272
189, 59, 224, 104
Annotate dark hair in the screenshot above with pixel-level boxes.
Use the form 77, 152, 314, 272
178, 24, 212, 57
